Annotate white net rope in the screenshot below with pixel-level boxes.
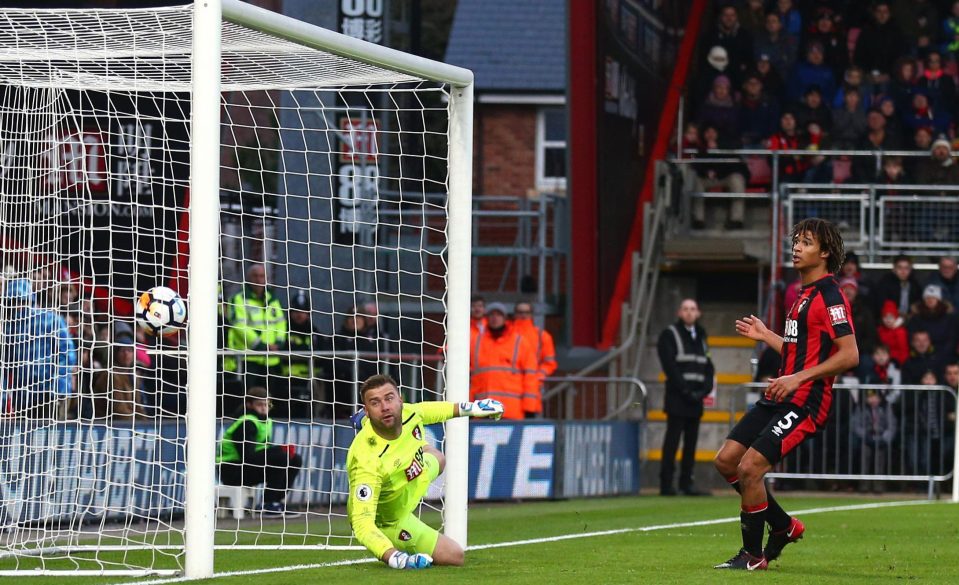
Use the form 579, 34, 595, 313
0, 4, 453, 574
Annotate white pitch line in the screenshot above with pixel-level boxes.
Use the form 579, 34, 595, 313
111, 498, 948, 585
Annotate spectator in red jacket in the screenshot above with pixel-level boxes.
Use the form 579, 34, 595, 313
877, 300, 910, 366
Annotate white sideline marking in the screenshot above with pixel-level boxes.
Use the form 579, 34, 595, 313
112, 499, 946, 584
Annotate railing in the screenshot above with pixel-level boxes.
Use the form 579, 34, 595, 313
542, 376, 647, 421
726, 383, 958, 500
780, 183, 959, 265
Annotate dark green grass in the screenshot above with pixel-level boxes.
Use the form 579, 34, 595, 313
7, 495, 958, 584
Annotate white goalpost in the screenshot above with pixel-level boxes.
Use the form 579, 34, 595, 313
0, 0, 472, 577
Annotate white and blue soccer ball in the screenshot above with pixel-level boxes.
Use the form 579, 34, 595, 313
136, 285, 188, 336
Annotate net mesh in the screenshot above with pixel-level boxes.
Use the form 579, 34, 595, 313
0, 4, 453, 574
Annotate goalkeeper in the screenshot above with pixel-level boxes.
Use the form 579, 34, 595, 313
347, 373, 503, 569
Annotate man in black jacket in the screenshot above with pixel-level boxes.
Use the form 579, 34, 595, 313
657, 299, 716, 496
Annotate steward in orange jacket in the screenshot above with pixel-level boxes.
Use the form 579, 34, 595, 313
510, 301, 557, 415
469, 303, 538, 419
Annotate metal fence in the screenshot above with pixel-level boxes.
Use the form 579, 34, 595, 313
725, 383, 958, 499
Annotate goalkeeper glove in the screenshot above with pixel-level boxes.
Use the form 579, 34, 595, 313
387, 550, 433, 570
350, 409, 367, 431
459, 399, 504, 420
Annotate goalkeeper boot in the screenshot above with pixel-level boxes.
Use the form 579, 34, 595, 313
714, 548, 767, 570
764, 517, 805, 562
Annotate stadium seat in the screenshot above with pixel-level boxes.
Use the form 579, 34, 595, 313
216, 483, 262, 520
746, 156, 772, 187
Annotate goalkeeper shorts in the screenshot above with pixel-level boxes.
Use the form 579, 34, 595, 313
382, 452, 441, 555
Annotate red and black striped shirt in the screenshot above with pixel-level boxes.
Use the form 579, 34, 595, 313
764, 274, 855, 426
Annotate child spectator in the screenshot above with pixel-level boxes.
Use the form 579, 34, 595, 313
877, 300, 910, 366
860, 343, 902, 387
796, 85, 833, 132
851, 389, 896, 493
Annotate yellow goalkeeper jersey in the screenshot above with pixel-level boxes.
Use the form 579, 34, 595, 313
346, 401, 455, 559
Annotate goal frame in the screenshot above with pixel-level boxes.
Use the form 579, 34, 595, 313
185, 0, 474, 578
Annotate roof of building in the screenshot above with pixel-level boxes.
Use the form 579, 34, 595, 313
444, 0, 566, 93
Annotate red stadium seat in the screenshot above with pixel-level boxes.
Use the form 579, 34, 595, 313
746, 156, 771, 187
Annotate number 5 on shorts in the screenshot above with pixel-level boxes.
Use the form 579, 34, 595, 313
771, 411, 799, 437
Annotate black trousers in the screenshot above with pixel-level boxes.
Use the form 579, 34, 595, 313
219, 450, 303, 504
660, 414, 701, 489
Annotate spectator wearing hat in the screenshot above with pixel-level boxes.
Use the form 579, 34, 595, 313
216, 386, 302, 516
877, 300, 910, 366
908, 284, 957, 363
927, 256, 959, 310
695, 46, 735, 111
468, 302, 538, 420
698, 75, 740, 139
915, 135, 959, 186
753, 11, 798, 76
754, 53, 785, 101
1, 277, 77, 419
703, 5, 754, 78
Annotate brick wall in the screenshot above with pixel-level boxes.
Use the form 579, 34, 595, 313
477, 105, 537, 196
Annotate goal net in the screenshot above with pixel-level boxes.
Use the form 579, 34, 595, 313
0, 0, 473, 577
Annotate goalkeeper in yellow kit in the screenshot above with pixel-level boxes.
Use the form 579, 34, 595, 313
347, 373, 503, 569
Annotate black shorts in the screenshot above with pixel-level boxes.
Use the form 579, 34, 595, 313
727, 402, 819, 465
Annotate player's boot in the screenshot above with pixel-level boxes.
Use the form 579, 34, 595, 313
764, 517, 805, 562
713, 548, 768, 570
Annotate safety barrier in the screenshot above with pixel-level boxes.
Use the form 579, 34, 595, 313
726, 383, 958, 500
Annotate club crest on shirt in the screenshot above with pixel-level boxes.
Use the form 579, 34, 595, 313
797, 296, 809, 314
827, 305, 848, 325
412, 425, 422, 441
399, 530, 412, 541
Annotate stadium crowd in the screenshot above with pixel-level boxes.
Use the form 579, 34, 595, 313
687, 0, 959, 229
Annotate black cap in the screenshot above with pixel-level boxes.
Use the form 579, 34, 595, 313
290, 290, 311, 311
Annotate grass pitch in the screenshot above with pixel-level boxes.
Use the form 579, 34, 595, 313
9, 494, 959, 584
